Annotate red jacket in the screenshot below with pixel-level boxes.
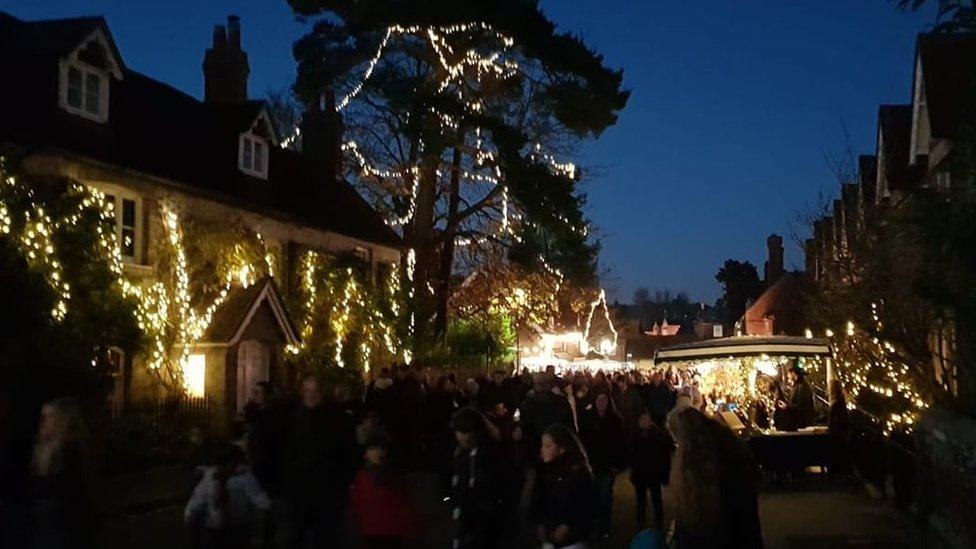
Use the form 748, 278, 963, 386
350, 468, 412, 538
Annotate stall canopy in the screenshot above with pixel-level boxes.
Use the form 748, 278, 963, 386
654, 336, 830, 366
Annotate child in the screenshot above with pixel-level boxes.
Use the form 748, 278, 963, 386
184, 442, 271, 549
350, 432, 412, 549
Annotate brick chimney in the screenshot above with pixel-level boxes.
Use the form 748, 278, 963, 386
300, 91, 344, 181
203, 15, 249, 103
765, 233, 784, 285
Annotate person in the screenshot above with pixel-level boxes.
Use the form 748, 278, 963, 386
485, 400, 526, 543
667, 407, 762, 549
828, 380, 852, 475
281, 376, 358, 548
618, 373, 646, 451
449, 407, 502, 549
425, 375, 461, 471
531, 423, 596, 549
482, 370, 517, 415
185, 442, 271, 549
29, 398, 97, 549
519, 374, 574, 459
579, 391, 625, 538
350, 432, 413, 549
629, 412, 673, 531
243, 382, 281, 497
645, 371, 674, 428
365, 367, 396, 427
778, 367, 816, 430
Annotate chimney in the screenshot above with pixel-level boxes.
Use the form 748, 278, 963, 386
765, 233, 784, 285
300, 91, 344, 181
203, 15, 249, 103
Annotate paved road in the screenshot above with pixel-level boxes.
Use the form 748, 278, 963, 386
102, 474, 915, 548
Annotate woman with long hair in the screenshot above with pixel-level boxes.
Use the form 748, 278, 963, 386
667, 407, 762, 549
31, 398, 97, 549
531, 423, 596, 548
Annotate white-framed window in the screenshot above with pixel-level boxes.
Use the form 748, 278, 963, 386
239, 133, 269, 179
103, 190, 143, 263
59, 60, 110, 122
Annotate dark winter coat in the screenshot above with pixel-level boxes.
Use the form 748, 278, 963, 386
630, 425, 673, 486
243, 401, 283, 496
450, 443, 502, 549
579, 409, 626, 474
519, 392, 574, 455
531, 455, 596, 548
645, 382, 675, 421
283, 402, 357, 504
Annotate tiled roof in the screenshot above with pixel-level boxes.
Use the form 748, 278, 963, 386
202, 278, 299, 345
916, 33, 976, 140
0, 11, 401, 249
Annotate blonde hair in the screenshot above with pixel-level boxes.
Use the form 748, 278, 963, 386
32, 399, 83, 476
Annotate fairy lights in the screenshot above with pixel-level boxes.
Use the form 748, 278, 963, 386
582, 289, 618, 355
820, 314, 931, 434
0, 158, 406, 390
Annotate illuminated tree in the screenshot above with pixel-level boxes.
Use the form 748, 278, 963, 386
0, 157, 141, 400
287, 0, 629, 351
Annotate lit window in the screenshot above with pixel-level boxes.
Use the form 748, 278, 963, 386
61, 61, 108, 121
183, 354, 207, 398
239, 134, 269, 179
104, 192, 141, 262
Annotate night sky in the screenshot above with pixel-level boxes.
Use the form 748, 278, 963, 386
0, 0, 939, 302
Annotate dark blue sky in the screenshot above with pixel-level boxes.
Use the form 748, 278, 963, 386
1, 0, 938, 302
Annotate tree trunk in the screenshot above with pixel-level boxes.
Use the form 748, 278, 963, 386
434, 147, 462, 339
410, 157, 439, 354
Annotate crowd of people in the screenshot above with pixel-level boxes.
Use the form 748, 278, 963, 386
181, 365, 766, 548
19, 365, 780, 549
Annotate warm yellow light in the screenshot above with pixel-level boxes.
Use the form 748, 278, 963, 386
183, 354, 206, 397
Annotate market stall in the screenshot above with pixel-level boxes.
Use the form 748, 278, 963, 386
654, 336, 834, 472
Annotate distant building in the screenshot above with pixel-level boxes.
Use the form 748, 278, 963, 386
740, 233, 808, 336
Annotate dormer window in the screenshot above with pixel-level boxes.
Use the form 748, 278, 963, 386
238, 110, 278, 179
64, 63, 107, 120
58, 27, 124, 123
240, 133, 268, 178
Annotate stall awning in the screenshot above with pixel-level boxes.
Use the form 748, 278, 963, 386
654, 336, 830, 364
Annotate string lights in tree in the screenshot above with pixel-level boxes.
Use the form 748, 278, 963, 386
822, 310, 930, 434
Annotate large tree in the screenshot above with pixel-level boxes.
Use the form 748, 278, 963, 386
715, 260, 762, 327
287, 0, 629, 352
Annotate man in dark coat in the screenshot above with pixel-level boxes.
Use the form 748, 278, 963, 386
518, 374, 574, 458
450, 408, 502, 549
281, 376, 357, 549
645, 371, 675, 428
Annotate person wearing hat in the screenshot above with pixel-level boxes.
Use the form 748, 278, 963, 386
449, 408, 502, 549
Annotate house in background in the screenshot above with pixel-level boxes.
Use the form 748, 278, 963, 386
741, 234, 808, 336
0, 11, 401, 414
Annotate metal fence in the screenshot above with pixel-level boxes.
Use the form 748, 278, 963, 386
98, 397, 220, 473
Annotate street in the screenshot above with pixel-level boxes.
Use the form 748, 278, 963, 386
102, 473, 914, 548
